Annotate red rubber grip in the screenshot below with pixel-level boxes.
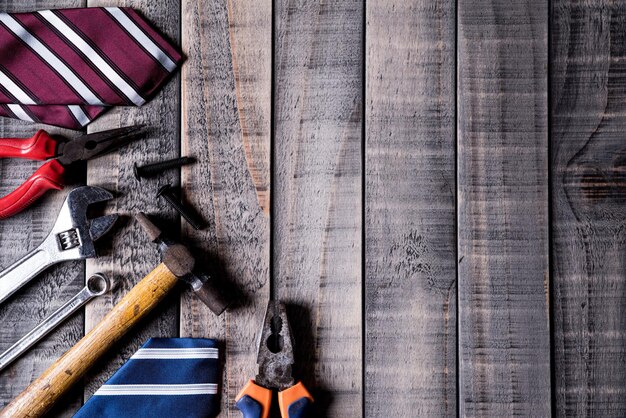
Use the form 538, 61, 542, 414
0, 130, 58, 160
0, 160, 65, 219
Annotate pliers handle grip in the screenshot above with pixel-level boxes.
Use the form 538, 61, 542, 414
236, 380, 313, 418
0, 160, 65, 219
0, 130, 58, 160
0, 126, 145, 219
0, 131, 65, 219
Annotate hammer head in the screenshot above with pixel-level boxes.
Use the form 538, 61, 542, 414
135, 213, 229, 315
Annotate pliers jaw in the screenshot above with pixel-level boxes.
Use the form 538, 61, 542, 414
236, 301, 314, 418
255, 301, 296, 391
0, 125, 145, 218
55, 125, 146, 166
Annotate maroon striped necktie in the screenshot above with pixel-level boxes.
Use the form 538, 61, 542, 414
0, 7, 182, 129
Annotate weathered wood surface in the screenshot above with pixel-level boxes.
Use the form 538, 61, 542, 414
365, 0, 456, 417
457, 0, 551, 416
273, 0, 363, 416
0, 2, 86, 417
0, 263, 178, 418
83, 0, 181, 401
179, 1, 270, 417
3, 1, 626, 417
551, 1, 626, 416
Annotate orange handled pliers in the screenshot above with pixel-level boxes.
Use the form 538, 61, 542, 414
236, 301, 313, 418
0, 126, 145, 219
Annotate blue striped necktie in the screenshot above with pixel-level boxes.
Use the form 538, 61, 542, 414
74, 338, 220, 418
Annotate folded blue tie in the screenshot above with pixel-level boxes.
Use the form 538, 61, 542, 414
74, 338, 220, 418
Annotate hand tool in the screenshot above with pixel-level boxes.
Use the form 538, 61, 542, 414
157, 184, 205, 230
134, 156, 196, 180
0, 213, 231, 418
0, 273, 112, 372
135, 212, 227, 313
0, 125, 144, 219
0, 186, 117, 305
236, 301, 314, 418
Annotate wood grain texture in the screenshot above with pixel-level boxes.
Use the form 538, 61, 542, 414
83, 0, 181, 400
0, 2, 86, 416
457, 0, 551, 416
0, 263, 177, 418
365, 0, 456, 416
273, 1, 362, 415
551, 1, 626, 416
179, 0, 270, 416
227, 0, 271, 215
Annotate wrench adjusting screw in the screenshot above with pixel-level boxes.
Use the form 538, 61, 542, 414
58, 229, 81, 250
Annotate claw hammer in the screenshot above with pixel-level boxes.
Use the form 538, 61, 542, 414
0, 213, 230, 418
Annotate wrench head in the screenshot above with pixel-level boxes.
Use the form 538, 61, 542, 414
89, 214, 118, 242
49, 186, 118, 260
85, 273, 113, 296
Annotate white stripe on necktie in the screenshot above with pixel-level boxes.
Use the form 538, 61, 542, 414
0, 69, 36, 105
0, 13, 104, 106
105, 8, 177, 72
68, 105, 90, 126
7, 104, 33, 122
94, 383, 219, 396
131, 347, 219, 359
37, 10, 146, 107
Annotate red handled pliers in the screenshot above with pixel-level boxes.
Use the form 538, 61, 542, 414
0, 126, 145, 219
236, 301, 314, 418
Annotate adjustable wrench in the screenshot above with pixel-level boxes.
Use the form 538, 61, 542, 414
0, 273, 113, 372
0, 186, 117, 305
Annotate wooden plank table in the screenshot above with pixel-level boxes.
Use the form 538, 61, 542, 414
457, 1, 551, 415
0, 0, 625, 417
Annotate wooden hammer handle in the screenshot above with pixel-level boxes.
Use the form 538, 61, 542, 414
0, 263, 178, 418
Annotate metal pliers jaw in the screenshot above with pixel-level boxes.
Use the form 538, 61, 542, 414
256, 301, 295, 391
236, 301, 313, 418
0, 126, 144, 219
